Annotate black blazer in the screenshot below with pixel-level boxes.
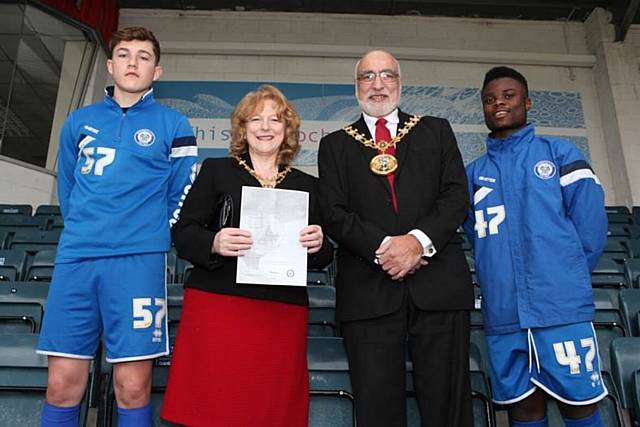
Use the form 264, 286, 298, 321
172, 156, 333, 306
318, 111, 473, 321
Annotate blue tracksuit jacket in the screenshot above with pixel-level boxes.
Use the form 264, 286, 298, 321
56, 87, 198, 262
464, 124, 607, 335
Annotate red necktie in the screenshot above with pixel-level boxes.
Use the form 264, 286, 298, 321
375, 118, 398, 212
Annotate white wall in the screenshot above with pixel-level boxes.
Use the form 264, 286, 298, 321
0, 156, 56, 206
118, 8, 640, 206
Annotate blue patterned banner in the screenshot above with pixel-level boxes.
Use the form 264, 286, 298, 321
154, 81, 589, 166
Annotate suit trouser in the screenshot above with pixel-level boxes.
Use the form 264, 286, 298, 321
341, 289, 472, 427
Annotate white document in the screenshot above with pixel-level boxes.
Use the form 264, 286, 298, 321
236, 186, 309, 286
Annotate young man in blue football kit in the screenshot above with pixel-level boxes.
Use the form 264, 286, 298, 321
37, 27, 197, 427
465, 66, 608, 427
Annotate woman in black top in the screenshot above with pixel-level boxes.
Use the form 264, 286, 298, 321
161, 84, 332, 427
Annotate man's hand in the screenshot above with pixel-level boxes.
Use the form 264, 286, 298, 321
375, 234, 424, 281
407, 258, 429, 276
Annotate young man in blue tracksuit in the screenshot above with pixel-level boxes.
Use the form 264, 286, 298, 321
465, 66, 608, 427
37, 27, 197, 427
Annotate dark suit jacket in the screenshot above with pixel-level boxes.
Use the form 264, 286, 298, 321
318, 110, 473, 321
172, 156, 333, 306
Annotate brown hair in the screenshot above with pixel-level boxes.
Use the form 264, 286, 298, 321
230, 85, 301, 166
109, 27, 161, 65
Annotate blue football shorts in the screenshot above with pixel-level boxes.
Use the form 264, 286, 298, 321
486, 322, 608, 405
37, 252, 169, 363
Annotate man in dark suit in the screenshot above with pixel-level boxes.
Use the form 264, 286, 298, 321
318, 50, 474, 426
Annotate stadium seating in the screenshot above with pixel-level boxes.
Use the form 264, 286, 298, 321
471, 287, 484, 328
49, 216, 64, 231
593, 289, 627, 340
633, 207, 640, 227
610, 337, 640, 422
0, 215, 49, 238
165, 250, 177, 283
167, 282, 184, 300
592, 258, 628, 288
607, 212, 633, 224
308, 269, 330, 286
0, 204, 32, 216
0, 301, 42, 333
24, 250, 56, 282
0, 282, 49, 332
619, 289, 640, 337
624, 259, 640, 288
308, 285, 338, 336
0, 249, 27, 281
604, 238, 630, 259
167, 296, 182, 337
627, 239, 640, 259
606, 206, 631, 215
307, 337, 354, 427
595, 321, 625, 373
0, 333, 89, 426
34, 205, 61, 217
468, 343, 495, 427
608, 223, 633, 238
7, 229, 61, 253
466, 253, 476, 274
174, 256, 193, 284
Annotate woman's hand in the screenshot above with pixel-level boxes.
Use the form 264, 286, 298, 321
300, 225, 323, 254
212, 228, 252, 257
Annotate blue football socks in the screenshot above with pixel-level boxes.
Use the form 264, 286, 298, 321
117, 402, 152, 427
40, 402, 80, 427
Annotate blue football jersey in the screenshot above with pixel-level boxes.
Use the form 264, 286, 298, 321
55, 87, 198, 261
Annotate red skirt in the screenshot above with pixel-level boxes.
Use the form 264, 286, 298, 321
161, 288, 309, 427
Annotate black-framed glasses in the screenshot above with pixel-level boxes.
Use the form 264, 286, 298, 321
357, 70, 399, 84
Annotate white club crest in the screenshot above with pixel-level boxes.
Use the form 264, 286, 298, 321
534, 160, 556, 180
134, 129, 156, 147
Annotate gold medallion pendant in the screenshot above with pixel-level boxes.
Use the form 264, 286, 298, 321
370, 153, 398, 175
343, 115, 421, 176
